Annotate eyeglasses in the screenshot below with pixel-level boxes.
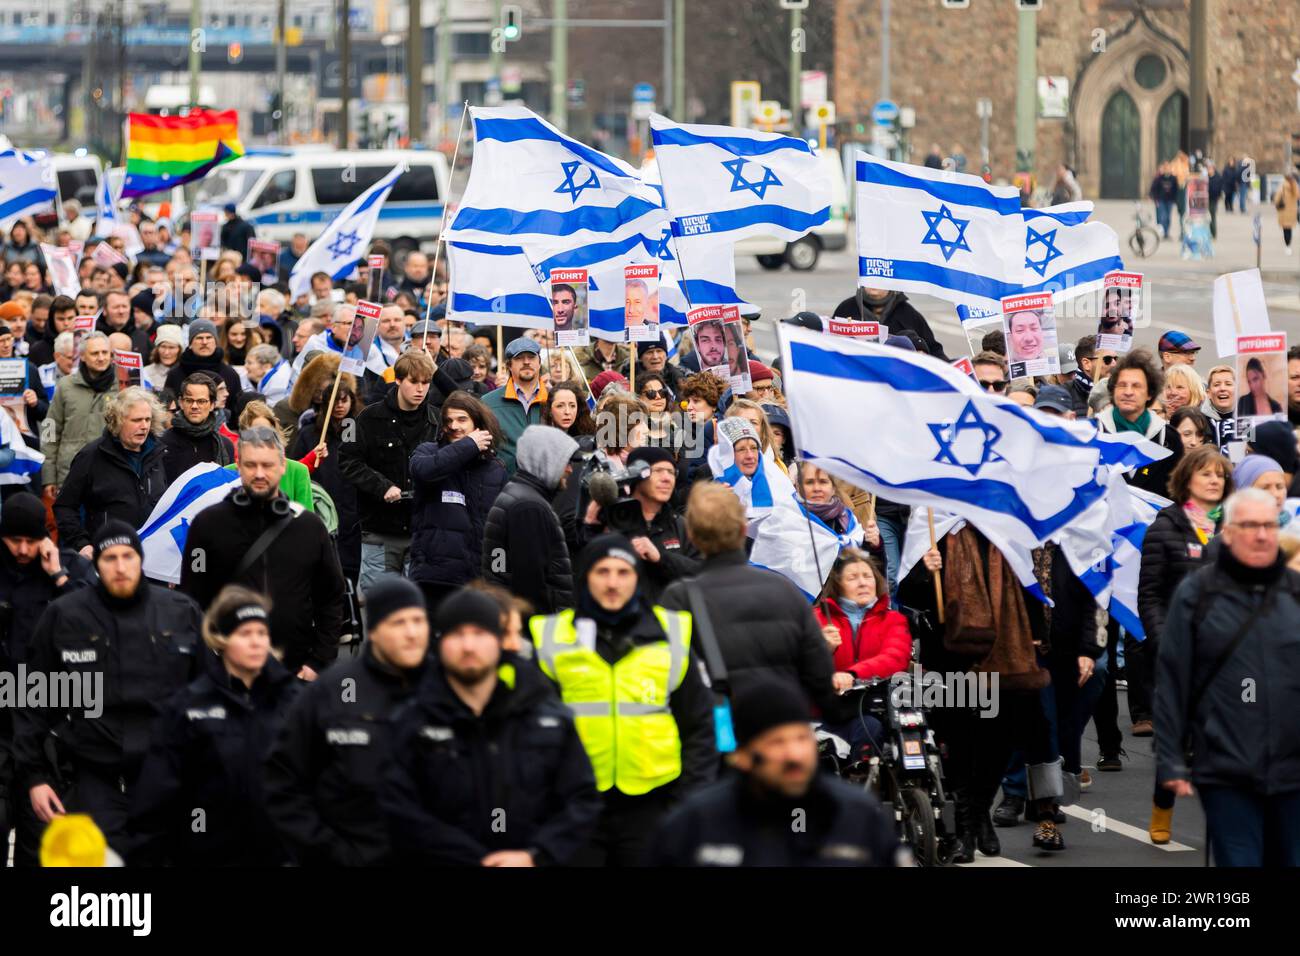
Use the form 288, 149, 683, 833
1100, 355, 1117, 365
180, 396, 212, 406
641, 388, 667, 400
1230, 521, 1279, 534
751, 383, 775, 395
240, 426, 281, 444
979, 379, 1008, 392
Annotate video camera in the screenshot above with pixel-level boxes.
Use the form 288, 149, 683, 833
582, 451, 650, 535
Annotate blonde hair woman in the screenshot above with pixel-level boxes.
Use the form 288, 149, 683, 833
1162, 363, 1205, 417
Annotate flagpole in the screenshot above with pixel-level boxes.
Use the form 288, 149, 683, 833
927, 507, 945, 624
423, 101, 470, 352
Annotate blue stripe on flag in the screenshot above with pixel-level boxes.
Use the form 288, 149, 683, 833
1023, 207, 1093, 226
0, 188, 56, 220
473, 116, 639, 180
1020, 255, 1126, 296
451, 291, 553, 320
138, 467, 238, 540
855, 160, 1022, 216
671, 204, 830, 239
859, 257, 1024, 303
788, 340, 961, 393
452, 195, 666, 240
650, 125, 816, 158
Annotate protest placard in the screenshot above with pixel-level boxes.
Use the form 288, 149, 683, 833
624, 263, 659, 343
1099, 271, 1141, 353
1001, 291, 1060, 379
550, 269, 590, 347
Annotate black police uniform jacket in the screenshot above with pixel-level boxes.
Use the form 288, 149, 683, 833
13, 582, 206, 792
380, 656, 600, 865
127, 656, 301, 866
262, 647, 426, 866
651, 771, 899, 867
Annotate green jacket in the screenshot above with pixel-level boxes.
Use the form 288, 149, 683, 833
573, 343, 630, 385
42, 373, 112, 488
223, 457, 314, 511
482, 379, 548, 476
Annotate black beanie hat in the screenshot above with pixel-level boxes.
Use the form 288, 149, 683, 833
0, 492, 48, 540
732, 677, 812, 747
364, 574, 425, 632
92, 520, 143, 562
434, 588, 503, 639
626, 445, 674, 473
575, 533, 640, 586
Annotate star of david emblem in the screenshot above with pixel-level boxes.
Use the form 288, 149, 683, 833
327, 229, 361, 260
928, 400, 1005, 476
722, 158, 782, 199
555, 160, 600, 203
920, 204, 972, 262
1025, 225, 1064, 276
653, 226, 675, 261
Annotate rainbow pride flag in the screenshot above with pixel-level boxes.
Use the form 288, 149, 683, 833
121, 110, 244, 198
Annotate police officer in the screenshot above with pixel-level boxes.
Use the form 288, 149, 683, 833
0, 493, 96, 866
530, 534, 716, 866
263, 575, 429, 866
381, 588, 601, 866
652, 677, 902, 867
14, 521, 206, 851
128, 586, 301, 866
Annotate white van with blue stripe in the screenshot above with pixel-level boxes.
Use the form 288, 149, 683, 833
194, 147, 449, 257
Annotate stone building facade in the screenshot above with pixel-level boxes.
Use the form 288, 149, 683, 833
833, 0, 1300, 198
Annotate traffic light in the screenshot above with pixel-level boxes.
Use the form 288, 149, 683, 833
941, 0, 970, 8
227, 42, 243, 64
1016, 0, 1044, 10
501, 4, 522, 42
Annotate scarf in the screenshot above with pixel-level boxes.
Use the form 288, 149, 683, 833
942, 527, 1047, 690
1071, 368, 1093, 393
837, 597, 873, 637
1110, 406, 1152, 435
1183, 500, 1220, 543
171, 413, 231, 464
577, 587, 646, 629
80, 362, 116, 393
806, 497, 849, 533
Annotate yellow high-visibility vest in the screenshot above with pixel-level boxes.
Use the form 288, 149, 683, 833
530, 606, 692, 795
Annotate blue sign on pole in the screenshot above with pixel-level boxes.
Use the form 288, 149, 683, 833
872, 100, 899, 126
633, 83, 655, 104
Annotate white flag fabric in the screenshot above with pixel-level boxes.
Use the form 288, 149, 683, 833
255, 357, 294, 406
1020, 202, 1125, 302
93, 173, 118, 238
288, 163, 406, 298
648, 114, 829, 247
0, 149, 56, 223
138, 463, 240, 584
447, 106, 667, 256
855, 151, 1025, 312
779, 326, 1172, 557
0, 410, 43, 486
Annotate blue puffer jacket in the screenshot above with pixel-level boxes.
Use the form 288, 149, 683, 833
408, 435, 507, 588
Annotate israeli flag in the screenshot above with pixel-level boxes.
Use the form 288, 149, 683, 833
0, 411, 43, 486
1021, 202, 1125, 302
778, 326, 1172, 554
1070, 485, 1169, 640
855, 151, 1025, 312
290, 329, 387, 382
648, 114, 830, 247
93, 173, 118, 238
749, 492, 862, 601
257, 358, 293, 406
138, 463, 241, 585
447, 106, 667, 255
289, 163, 406, 298
708, 420, 789, 527
447, 239, 553, 330
0, 149, 57, 223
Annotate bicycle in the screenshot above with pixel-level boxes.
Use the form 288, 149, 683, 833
1128, 202, 1161, 258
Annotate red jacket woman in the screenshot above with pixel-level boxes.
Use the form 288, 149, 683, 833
814, 550, 912, 688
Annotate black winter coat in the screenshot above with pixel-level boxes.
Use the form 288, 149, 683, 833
158, 422, 235, 485
381, 657, 601, 865
588, 503, 700, 603
408, 436, 506, 588
127, 658, 301, 866
832, 289, 950, 360
180, 490, 345, 674
651, 771, 899, 867
660, 550, 835, 712
482, 470, 573, 614
1139, 503, 1213, 647
13, 583, 206, 791
0, 546, 96, 669
1155, 553, 1300, 794
163, 348, 242, 403
263, 649, 427, 866
339, 387, 440, 537
53, 432, 167, 552
290, 417, 361, 579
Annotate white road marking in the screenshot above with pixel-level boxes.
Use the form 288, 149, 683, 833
1060, 804, 1195, 851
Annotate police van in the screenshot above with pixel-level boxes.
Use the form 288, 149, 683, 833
191, 148, 450, 256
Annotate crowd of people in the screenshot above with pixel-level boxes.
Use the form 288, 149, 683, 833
0, 203, 1298, 869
